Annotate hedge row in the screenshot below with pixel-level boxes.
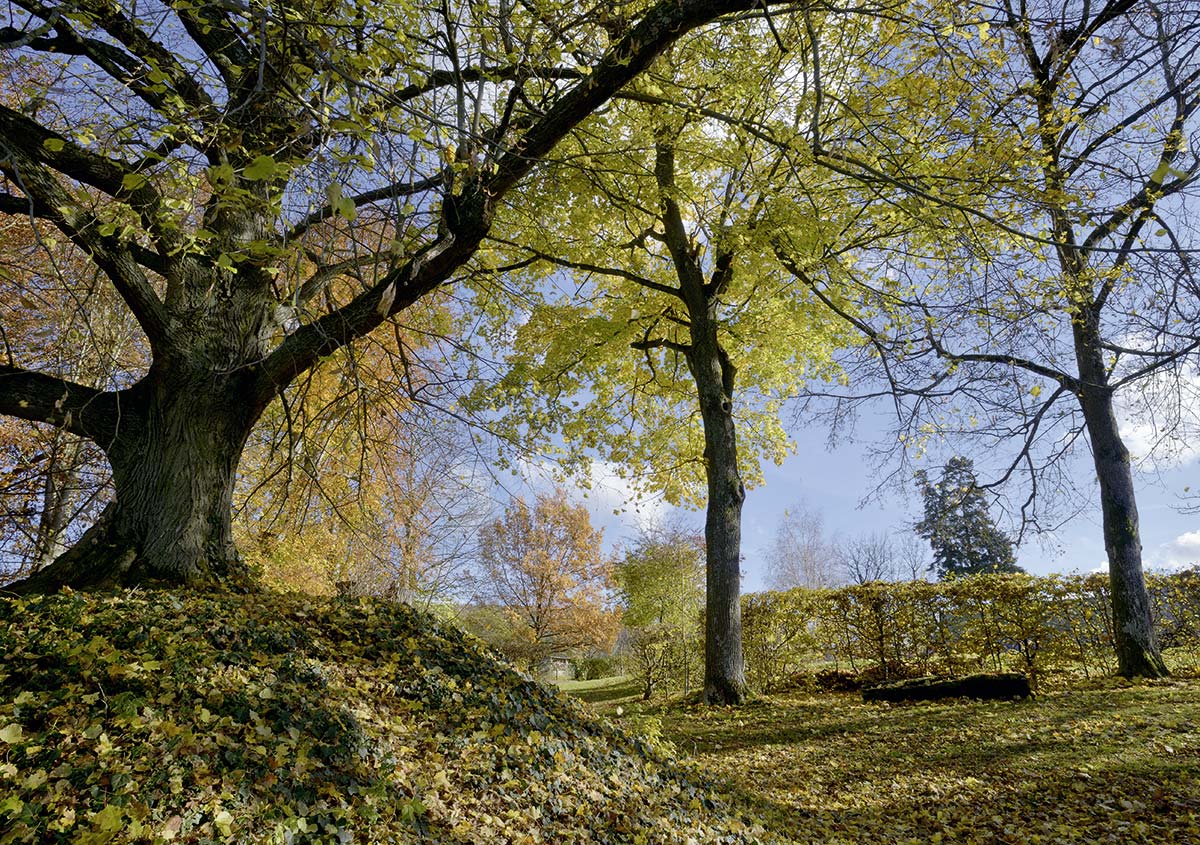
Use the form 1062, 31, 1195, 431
741, 571, 1200, 690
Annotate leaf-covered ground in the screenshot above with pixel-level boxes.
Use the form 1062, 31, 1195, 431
574, 676, 1200, 844
0, 590, 766, 844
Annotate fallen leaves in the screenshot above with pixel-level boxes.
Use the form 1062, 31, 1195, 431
647, 683, 1200, 844
0, 590, 770, 844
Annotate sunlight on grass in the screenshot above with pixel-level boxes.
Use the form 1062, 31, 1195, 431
555, 674, 642, 706
566, 679, 1200, 844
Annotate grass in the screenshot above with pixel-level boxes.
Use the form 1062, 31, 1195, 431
567, 678, 1200, 844
554, 675, 642, 704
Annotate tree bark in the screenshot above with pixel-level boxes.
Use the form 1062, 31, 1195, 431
8, 369, 261, 593
2, 0, 789, 595
1074, 321, 1169, 678
31, 434, 83, 569
690, 335, 748, 705
653, 137, 748, 705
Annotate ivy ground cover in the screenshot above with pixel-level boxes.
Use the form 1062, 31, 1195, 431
0, 591, 765, 844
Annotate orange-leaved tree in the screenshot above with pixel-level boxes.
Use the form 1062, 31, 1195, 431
469, 491, 617, 667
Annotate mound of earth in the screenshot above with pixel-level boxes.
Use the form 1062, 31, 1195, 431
0, 589, 767, 844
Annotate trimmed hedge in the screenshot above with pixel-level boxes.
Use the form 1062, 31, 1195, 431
742, 571, 1200, 691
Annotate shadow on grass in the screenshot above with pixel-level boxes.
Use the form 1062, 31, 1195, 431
648, 681, 1200, 844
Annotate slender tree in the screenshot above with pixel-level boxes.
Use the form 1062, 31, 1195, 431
767, 503, 842, 589
839, 532, 902, 584
777, 0, 1200, 676
615, 523, 706, 700
473, 17, 860, 702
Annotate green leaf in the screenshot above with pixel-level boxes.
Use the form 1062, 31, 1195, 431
242, 155, 278, 181
121, 172, 149, 191
42, 138, 66, 153
0, 723, 22, 743
207, 163, 235, 185
335, 195, 357, 221
326, 182, 358, 220
213, 809, 234, 837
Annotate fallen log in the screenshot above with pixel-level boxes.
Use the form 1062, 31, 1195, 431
862, 672, 1032, 704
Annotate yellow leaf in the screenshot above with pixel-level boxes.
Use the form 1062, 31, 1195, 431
213, 809, 234, 837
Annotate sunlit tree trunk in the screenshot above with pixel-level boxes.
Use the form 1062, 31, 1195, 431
1073, 316, 1169, 678
688, 332, 748, 704
13, 365, 265, 592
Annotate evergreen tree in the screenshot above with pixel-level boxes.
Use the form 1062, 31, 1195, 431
915, 458, 1022, 579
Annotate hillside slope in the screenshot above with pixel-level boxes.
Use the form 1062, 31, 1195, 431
0, 590, 768, 844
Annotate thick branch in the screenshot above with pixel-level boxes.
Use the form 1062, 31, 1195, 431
0, 104, 181, 256
257, 0, 786, 398
632, 336, 691, 355
0, 364, 120, 444
654, 139, 708, 313
0, 147, 169, 346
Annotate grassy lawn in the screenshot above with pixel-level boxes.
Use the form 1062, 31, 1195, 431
567, 678, 1200, 844
554, 674, 643, 704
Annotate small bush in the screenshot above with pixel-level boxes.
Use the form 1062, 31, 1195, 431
573, 654, 622, 681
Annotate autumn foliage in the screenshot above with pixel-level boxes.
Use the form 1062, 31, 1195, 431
468, 491, 618, 667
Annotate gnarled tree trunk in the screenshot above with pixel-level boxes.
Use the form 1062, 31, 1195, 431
10, 366, 264, 593
1, 0, 779, 596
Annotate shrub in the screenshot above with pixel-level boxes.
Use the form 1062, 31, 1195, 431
741, 571, 1200, 692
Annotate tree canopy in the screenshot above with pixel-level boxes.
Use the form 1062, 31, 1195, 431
0, 0, 802, 589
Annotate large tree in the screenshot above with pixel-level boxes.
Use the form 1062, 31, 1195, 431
778, 0, 1200, 676
473, 18, 858, 702
0, 0, 801, 592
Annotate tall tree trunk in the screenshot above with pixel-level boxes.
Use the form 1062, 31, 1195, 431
10, 368, 262, 593
690, 335, 748, 705
1074, 322, 1169, 678
652, 136, 748, 705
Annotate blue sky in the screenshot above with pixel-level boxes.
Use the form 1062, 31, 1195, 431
567, 404, 1200, 593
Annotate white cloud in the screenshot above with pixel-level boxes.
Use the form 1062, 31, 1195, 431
1118, 418, 1200, 470
1115, 365, 1200, 471
1150, 531, 1200, 572
507, 456, 676, 550
579, 460, 673, 537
